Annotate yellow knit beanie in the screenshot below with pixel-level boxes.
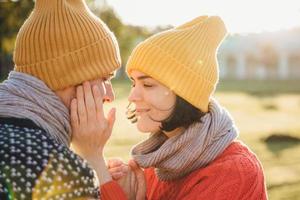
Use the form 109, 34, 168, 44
13, 0, 121, 91
126, 16, 227, 112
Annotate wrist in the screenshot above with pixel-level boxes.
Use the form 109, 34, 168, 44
83, 150, 104, 167
95, 156, 112, 185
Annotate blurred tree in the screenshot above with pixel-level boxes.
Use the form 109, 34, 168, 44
0, 0, 34, 79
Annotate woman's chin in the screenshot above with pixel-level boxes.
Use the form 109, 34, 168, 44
136, 119, 160, 133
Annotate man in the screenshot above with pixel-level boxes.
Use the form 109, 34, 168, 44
0, 0, 122, 199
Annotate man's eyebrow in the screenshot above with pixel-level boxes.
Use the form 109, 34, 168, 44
130, 75, 152, 81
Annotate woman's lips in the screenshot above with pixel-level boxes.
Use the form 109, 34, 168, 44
136, 108, 150, 115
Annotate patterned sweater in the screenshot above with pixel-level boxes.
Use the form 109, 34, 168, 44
0, 117, 99, 200
101, 141, 268, 200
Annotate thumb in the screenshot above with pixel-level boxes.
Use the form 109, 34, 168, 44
107, 157, 124, 169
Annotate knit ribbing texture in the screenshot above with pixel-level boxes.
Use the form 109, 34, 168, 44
14, 0, 121, 90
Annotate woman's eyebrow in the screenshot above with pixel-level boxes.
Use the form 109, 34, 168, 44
138, 75, 152, 80
129, 75, 153, 83
131, 75, 152, 80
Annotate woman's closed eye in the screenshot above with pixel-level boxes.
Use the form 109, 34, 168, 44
131, 82, 154, 88
143, 83, 153, 88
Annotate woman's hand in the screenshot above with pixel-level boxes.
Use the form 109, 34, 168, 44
108, 158, 129, 180
70, 81, 116, 184
71, 81, 116, 159
108, 159, 146, 200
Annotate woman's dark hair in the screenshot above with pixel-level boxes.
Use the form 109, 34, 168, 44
127, 95, 206, 132
159, 95, 206, 131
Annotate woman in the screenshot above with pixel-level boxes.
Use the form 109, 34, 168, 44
71, 15, 268, 200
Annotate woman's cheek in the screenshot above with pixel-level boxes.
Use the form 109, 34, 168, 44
136, 115, 161, 133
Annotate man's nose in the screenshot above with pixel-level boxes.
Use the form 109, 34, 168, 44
103, 81, 115, 103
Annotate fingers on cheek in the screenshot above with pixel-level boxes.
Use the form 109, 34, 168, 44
100, 82, 106, 95
70, 99, 79, 126
76, 86, 83, 99
92, 85, 101, 102
77, 86, 89, 122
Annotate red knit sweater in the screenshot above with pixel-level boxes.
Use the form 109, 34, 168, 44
101, 141, 268, 200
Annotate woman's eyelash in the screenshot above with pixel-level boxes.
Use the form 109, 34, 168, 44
130, 83, 153, 88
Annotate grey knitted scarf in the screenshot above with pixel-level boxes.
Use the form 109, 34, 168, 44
0, 71, 71, 146
131, 98, 238, 181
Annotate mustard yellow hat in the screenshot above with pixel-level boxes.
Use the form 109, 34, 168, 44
13, 0, 121, 91
126, 16, 227, 112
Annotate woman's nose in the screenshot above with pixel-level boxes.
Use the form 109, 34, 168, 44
128, 85, 142, 103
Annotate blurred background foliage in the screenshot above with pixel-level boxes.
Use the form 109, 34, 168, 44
0, 0, 34, 78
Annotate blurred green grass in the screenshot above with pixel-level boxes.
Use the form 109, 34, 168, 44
106, 79, 300, 200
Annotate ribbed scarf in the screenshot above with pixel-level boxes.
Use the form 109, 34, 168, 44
131, 98, 238, 181
0, 71, 71, 146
